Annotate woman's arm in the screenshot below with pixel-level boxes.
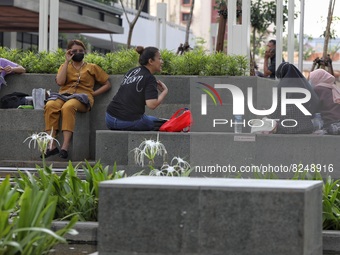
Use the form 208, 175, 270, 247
263, 50, 273, 77
93, 80, 112, 97
56, 50, 73, 86
2, 64, 26, 74
146, 80, 168, 110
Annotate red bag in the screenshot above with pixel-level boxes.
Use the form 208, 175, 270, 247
159, 108, 193, 132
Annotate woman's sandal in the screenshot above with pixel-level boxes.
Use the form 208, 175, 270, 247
59, 149, 68, 159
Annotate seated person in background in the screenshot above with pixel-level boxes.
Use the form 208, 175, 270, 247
309, 69, 340, 134
0, 58, 26, 88
106, 46, 168, 131
268, 62, 319, 134
263, 39, 277, 79
43, 39, 111, 159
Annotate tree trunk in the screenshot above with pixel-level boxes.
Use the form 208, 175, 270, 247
250, 27, 257, 76
216, 3, 227, 52
184, 0, 195, 46
252, 27, 256, 65
120, 0, 146, 49
322, 0, 335, 59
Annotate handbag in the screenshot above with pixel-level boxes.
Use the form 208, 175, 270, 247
159, 108, 193, 132
0, 92, 29, 108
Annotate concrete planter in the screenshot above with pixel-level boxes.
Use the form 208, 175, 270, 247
323, 230, 340, 253
52, 221, 340, 254
51, 221, 98, 243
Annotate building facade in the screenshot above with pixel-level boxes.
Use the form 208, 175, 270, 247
0, 0, 194, 53
148, 0, 220, 52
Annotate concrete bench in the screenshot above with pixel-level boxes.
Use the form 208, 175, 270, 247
0, 74, 194, 162
95, 130, 340, 179
0, 109, 90, 161
98, 176, 322, 255
0, 74, 273, 163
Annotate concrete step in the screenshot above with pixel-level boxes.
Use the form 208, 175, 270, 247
0, 160, 98, 181
95, 130, 340, 179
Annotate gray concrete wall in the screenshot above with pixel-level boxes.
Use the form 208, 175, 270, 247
96, 131, 340, 179
0, 109, 89, 161
1, 74, 269, 162
98, 176, 322, 255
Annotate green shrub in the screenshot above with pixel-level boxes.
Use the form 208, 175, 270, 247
0, 47, 249, 76
19, 49, 64, 73
0, 176, 77, 255
321, 176, 340, 230
84, 52, 106, 69
159, 49, 177, 75
249, 169, 340, 231
105, 48, 139, 74
203, 52, 231, 76
16, 160, 125, 222
0, 47, 24, 64
224, 55, 248, 76
171, 48, 208, 75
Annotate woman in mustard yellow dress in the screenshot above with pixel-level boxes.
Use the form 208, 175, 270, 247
43, 39, 111, 159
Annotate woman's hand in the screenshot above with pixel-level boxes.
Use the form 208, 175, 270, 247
146, 80, 168, 110
157, 80, 168, 93
65, 49, 74, 63
1, 65, 26, 74
2, 65, 14, 73
265, 49, 275, 59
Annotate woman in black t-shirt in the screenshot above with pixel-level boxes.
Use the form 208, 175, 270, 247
106, 46, 168, 131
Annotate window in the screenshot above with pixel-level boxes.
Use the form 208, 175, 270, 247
0, 33, 3, 47
181, 12, 190, 22
16, 32, 39, 50
100, 12, 105, 21
135, 0, 149, 13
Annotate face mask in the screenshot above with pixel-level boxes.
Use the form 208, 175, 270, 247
72, 53, 85, 62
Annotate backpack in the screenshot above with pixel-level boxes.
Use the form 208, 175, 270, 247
0, 92, 29, 109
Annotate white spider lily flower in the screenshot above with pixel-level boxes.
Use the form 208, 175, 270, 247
171, 157, 191, 171
23, 133, 40, 149
24, 131, 60, 154
149, 169, 164, 176
133, 133, 167, 167
160, 163, 180, 176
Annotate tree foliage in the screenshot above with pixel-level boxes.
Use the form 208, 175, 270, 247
215, 0, 291, 67
250, 0, 290, 62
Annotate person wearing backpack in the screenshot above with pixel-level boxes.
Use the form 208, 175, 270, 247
0, 58, 26, 88
105, 46, 168, 131
43, 39, 111, 159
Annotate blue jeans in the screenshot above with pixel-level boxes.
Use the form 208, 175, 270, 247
106, 112, 159, 131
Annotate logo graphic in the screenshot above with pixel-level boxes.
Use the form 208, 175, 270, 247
197, 82, 223, 115
196, 83, 313, 129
